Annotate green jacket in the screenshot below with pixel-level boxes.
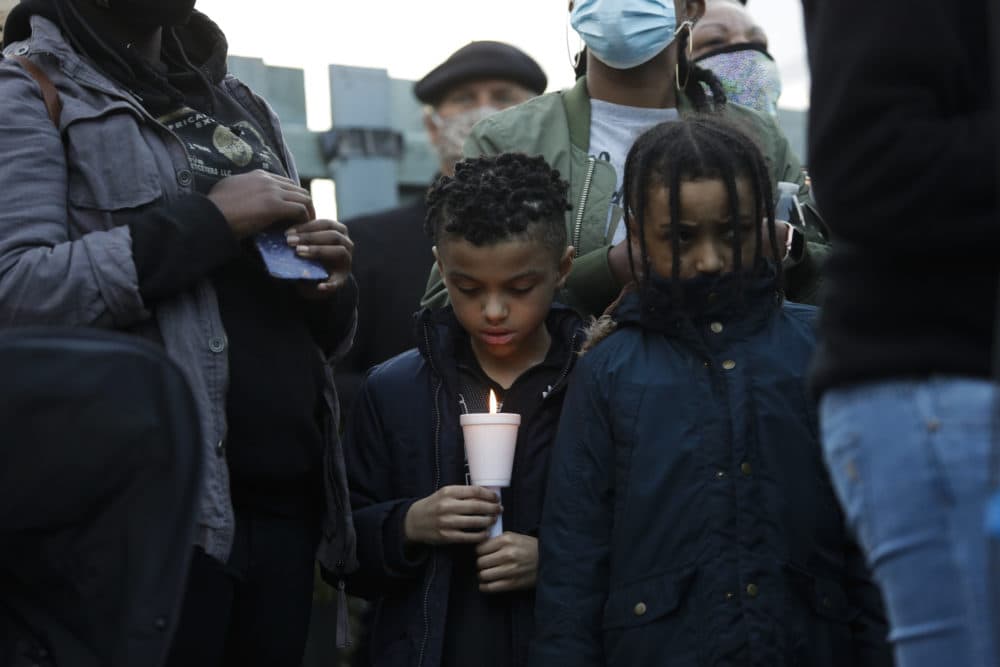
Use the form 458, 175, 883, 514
421, 77, 827, 317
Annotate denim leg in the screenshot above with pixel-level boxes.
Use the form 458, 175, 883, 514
821, 379, 998, 667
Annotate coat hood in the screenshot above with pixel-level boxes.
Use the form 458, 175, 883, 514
5, 2, 229, 113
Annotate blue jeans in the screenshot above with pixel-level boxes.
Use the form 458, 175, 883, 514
821, 379, 999, 667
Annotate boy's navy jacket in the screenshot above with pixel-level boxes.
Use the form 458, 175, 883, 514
344, 305, 583, 667
530, 274, 892, 667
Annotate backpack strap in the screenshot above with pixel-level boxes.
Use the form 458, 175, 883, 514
9, 55, 62, 126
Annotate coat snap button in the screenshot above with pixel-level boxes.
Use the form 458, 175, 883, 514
14, 45, 29, 56
740, 462, 753, 476
208, 336, 226, 353
176, 169, 193, 187
633, 601, 647, 616
710, 322, 723, 334
746, 583, 759, 597
722, 359, 736, 371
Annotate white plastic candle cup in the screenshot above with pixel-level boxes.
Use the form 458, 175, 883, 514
460, 412, 521, 488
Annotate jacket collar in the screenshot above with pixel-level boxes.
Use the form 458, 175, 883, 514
614, 264, 782, 337
416, 304, 583, 391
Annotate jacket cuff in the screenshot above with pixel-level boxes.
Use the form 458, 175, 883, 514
564, 245, 623, 319
383, 499, 429, 576
784, 241, 827, 305
303, 274, 359, 358
130, 194, 239, 302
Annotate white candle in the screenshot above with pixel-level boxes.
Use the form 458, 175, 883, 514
460, 390, 520, 538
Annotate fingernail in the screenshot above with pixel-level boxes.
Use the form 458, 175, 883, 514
286, 235, 300, 245
285, 227, 297, 236
295, 245, 309, 255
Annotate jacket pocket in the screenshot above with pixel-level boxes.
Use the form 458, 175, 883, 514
784, 564, 858, 624
603, 568, 694, 630
601, 568, 699, 666
783, 565, 860, 667
65, 109, 163, 211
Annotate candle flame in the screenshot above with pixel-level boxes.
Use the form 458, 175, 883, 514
489, 389, 498, 414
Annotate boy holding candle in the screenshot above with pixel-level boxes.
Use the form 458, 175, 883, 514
342, 153, 583, 667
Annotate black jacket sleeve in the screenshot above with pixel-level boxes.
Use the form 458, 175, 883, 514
129, 193, 239, 302
342, 373, 428, 600
301, 274, 359, 359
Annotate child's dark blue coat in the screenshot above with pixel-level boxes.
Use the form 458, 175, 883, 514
344, 305, 583, 667
529, 275, 892, 667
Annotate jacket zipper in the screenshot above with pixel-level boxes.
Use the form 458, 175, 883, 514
417, 323, 444, 667
572, 156, 598, 256
544, 331, 582, 401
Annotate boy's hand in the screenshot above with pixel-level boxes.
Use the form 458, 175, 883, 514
476, 533, 538, 594
404, 485, 501, 546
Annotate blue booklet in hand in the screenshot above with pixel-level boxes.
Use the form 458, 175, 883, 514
254, 228, 328, 281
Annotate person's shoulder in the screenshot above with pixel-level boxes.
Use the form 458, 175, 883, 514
367, 347, 426, 382
577, 318, 643, 373
488, 89, 567, 124
773, 300, 819, 347
781, 300, 818, 324
469, 90, 569, 150
713, 102, 785, 145
345, 200, 426, 239
361, 348, 430, 403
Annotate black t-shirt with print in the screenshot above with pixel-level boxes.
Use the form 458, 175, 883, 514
158, 97, 326, 515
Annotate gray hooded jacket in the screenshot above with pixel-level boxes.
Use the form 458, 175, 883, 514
0, 15, 357, 579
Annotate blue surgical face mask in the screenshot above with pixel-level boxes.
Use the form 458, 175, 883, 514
695, 44, 782, 117
571, 0, 680, 70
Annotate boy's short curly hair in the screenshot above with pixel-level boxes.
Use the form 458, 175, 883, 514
424, 153, 570, 258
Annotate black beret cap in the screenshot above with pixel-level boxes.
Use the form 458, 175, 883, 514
414, 41, 547, 106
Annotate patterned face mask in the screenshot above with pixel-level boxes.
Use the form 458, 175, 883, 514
696, 44, 782, 117
430, 106, 500, 171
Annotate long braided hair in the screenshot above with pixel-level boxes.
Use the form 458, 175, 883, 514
674, 22, 728, 111
621, 116, 781, 301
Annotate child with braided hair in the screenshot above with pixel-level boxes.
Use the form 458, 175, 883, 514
344, 153, 584, 667
530, 116, 892, 667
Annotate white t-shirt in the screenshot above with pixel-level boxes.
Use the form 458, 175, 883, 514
589, 98, 679, 244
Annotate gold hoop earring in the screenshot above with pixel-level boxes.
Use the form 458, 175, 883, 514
674, 20, 695, 92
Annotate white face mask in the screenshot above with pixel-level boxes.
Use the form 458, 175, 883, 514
431, 106, 500, 171
570, 0, 679, 70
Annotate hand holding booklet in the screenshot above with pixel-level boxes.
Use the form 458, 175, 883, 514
254, 227, 328, 281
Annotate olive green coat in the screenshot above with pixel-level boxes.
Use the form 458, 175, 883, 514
421, 77, 827, 317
